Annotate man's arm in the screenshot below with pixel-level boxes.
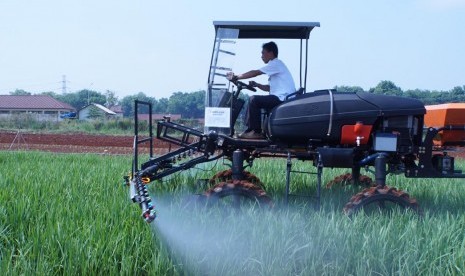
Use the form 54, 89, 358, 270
249, 81, 270, 92
233, 70, 263, 80
227, 70, 268, 91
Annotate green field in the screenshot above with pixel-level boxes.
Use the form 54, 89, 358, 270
1, 151, 465, 275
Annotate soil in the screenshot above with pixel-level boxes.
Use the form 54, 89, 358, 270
0, 130, 175, 155
1, 130, 463, 158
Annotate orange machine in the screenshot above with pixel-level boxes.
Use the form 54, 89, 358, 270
425, 103, 465, 146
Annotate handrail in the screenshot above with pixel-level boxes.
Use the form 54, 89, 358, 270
327, 89, 334, 136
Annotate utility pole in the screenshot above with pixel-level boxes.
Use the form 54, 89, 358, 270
88, 83, 93, 105
62, 75, 67, 94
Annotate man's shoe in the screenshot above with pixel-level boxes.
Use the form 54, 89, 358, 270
237, 130, 251, 138
239, 131, 264, 140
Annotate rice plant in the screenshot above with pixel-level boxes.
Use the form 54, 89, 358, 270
1, 151, 465, 275
0, 151, 175, 275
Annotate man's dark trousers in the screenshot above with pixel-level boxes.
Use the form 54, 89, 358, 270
245, 95, 282, 132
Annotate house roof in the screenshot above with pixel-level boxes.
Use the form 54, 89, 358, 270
93, 103, 116, 115
79, 103, 116, 115
109, 105, 123, 113
0, 95, 76, 111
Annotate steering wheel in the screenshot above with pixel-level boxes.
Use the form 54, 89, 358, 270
230, 79, 257, 92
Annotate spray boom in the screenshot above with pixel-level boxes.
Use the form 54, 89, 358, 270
129, 174, 157, 223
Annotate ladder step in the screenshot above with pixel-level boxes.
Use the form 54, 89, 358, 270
215, 39, 236, 44
214, 72, 228, 77
211, 83, 227, 87
288, 170, 318, 175
218, 49, 235, 56
211, 65, 232, 71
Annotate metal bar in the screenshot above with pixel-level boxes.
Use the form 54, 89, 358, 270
158, 120, 204, 136
137, 137, 152, 144
285, 152, 292, 205
316, 154, 322, 209
299, 39, 303, 89
211, 65, 233, 71
149, 104, 153, 158
133, 100, 153, 173
142, 142, 203, 169
216, 39, 236, 44
150, 154, 223, 181
218, 49, 236, 55
326, 89, 334, 136
304, 38, 308, 90
288, 170, 318, 175
375, 154, 387, 186
207, 31, 219, 87
133, 101, 139, 174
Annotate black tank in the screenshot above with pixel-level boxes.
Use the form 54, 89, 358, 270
266, 90, 426, 144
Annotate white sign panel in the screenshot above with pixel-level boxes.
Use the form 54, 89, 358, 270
204, 107, 231, 128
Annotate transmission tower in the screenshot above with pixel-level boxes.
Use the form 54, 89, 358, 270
62, 75, 67, 94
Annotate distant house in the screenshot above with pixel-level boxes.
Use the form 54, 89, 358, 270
137, 113, 182, 122
78, 103, 116, 120
0, 95, 76, 121
109, 105, 123, 118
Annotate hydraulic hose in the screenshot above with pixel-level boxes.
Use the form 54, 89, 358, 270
359, 152, 388, 167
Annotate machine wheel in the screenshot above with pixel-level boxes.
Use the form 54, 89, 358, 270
204, 180, 272, 209
209, 169, 263, 186
343, 185, 419, 216
326, 173, 374, 188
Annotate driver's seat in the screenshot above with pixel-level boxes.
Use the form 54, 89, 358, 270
284, 87, 305, 101
263, 87, 305, 113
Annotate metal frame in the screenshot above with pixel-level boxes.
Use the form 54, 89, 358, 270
132, 100, 153, 175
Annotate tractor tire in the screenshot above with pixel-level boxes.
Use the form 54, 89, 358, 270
343, 185, 420, 216
326, 173, 374, 189
204, 180, 272, 209
209, 169, 263, 186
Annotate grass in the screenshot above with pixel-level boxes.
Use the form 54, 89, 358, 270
0, 116, 202, 136
1, 151, 465, 275
0, 116, 138, 135
0, 151, 175, 275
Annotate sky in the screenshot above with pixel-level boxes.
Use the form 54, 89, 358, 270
1, 0, 464, 100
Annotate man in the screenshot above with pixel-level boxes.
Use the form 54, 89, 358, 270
227, 41, 296, 139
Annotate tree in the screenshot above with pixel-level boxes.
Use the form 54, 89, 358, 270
334, 85, 365, 93
404, 89, 427, 100
10, 89, 31, 95
369, 80, 402, 96
56, 90, 106, 110
167, 92, 189, 117
79, 89, 106, 107
167, 90, 205, 118
450, 86, 465, 96
120, 92, 155, 117
120, 95, 136, 117
105, 90, 119, 107
155, 98, 169, 114
40, 91, 59, 98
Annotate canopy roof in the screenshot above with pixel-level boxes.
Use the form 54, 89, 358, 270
213, 21, 320, 39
